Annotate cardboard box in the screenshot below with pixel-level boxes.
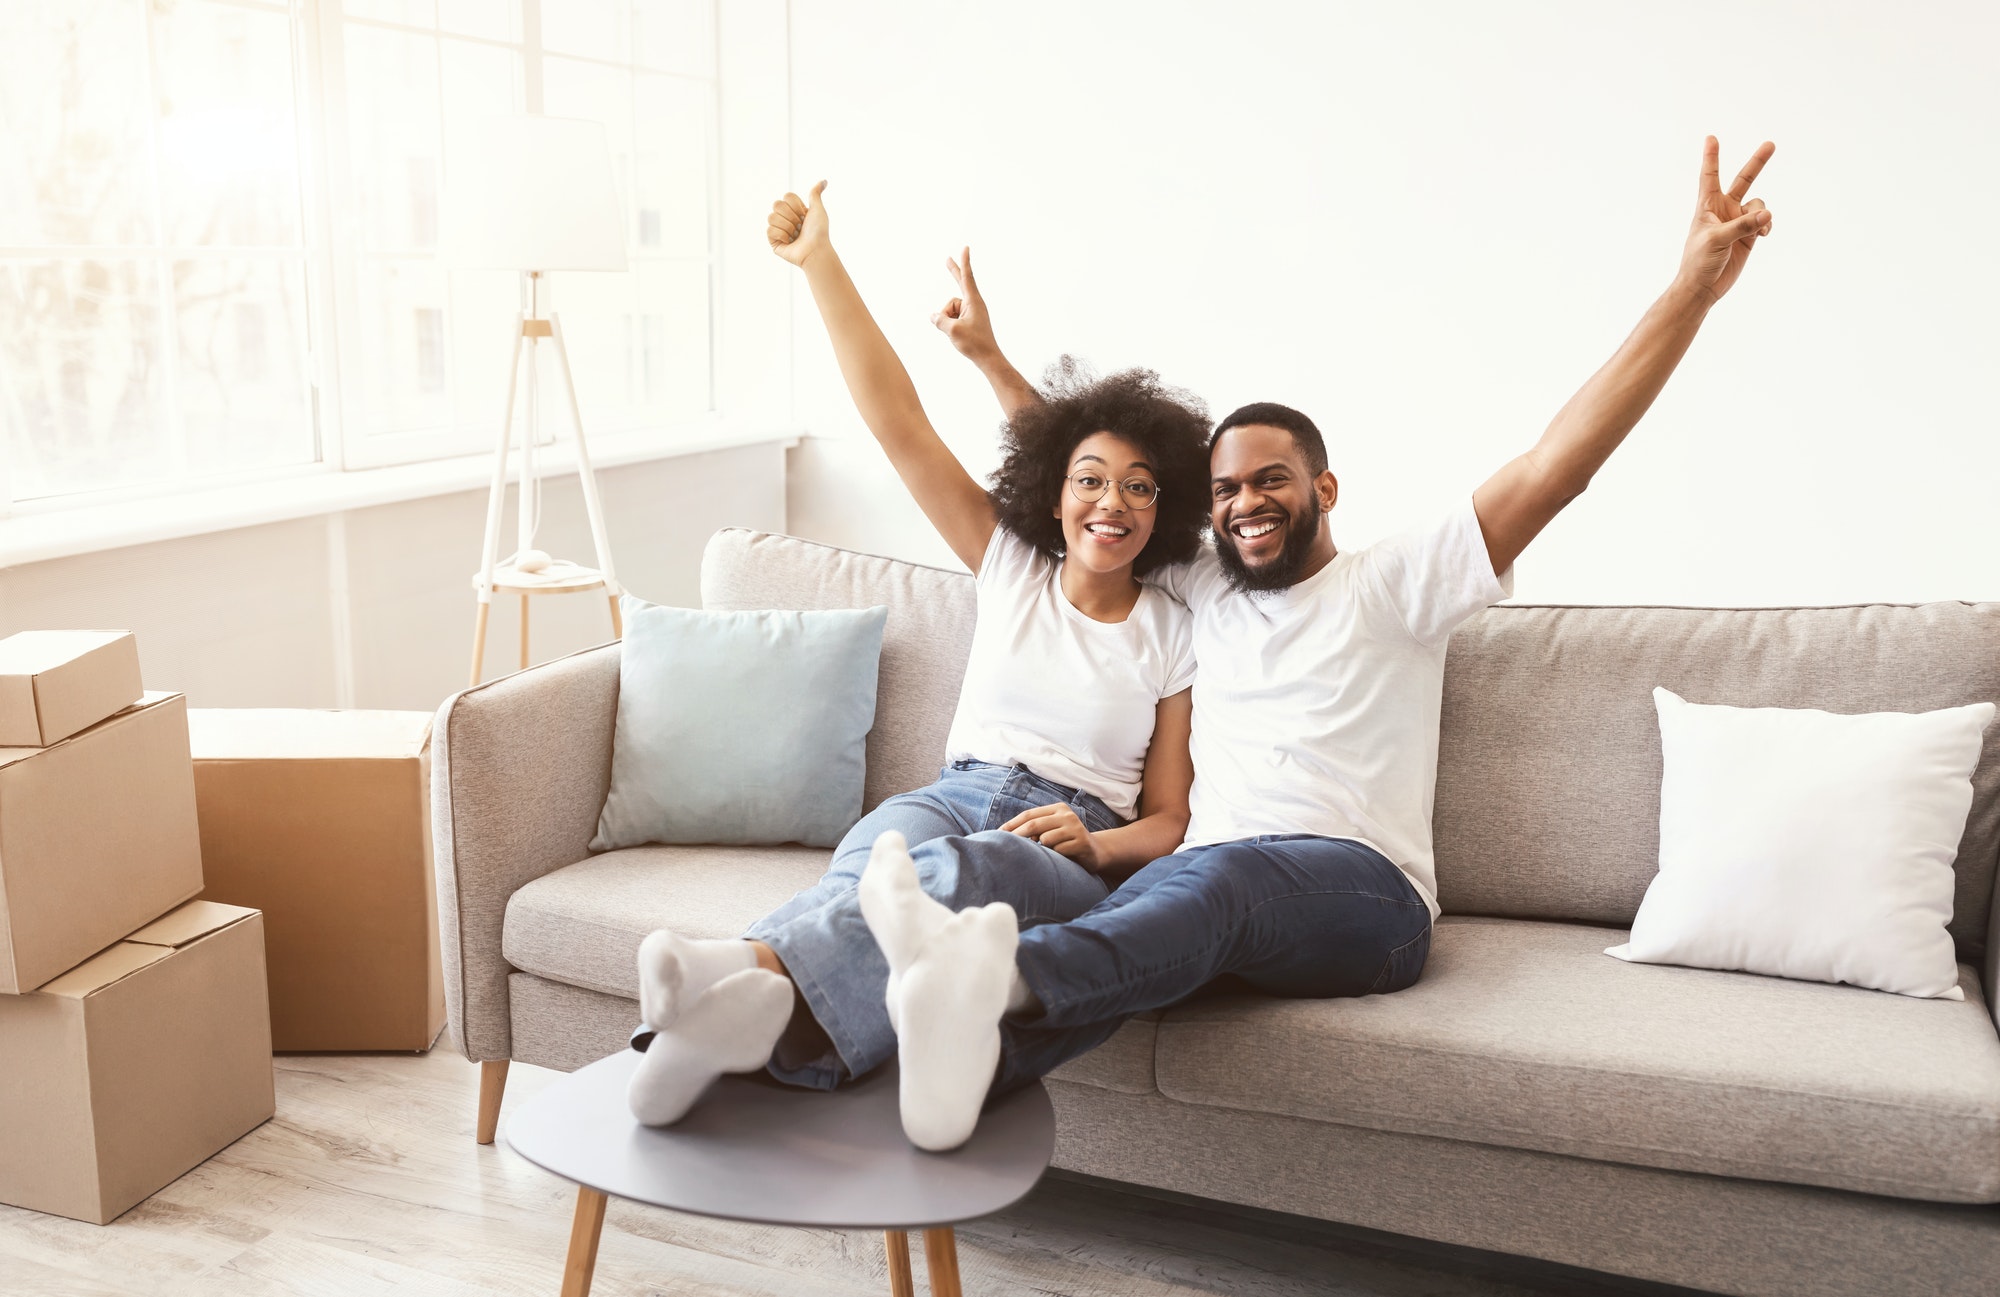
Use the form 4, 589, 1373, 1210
0, 900, 275, 1224
0, 630, 144, 747
0, 692, 205, 994
188, 709, 445, 1052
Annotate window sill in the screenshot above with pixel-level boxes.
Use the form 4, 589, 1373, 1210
0, 421, 802, 568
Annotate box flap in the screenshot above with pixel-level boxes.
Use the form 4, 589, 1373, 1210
0, 630, 130, 676
35, 941, 174, 999
186, 709, 431, 761
0, 691, 182, 770
126, 900, 258, 950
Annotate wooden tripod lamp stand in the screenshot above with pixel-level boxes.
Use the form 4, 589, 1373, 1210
443, 115, 630, 687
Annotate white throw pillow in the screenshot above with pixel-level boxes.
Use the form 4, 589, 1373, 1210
1605, 687, 1994, 999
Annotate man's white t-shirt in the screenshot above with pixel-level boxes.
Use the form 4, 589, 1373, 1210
944, 527, 1197, 820
1148, 499, 1512, 917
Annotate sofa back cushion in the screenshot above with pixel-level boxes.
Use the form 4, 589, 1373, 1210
701, 529, 976, 813
701, 529, 2000, 961
1435, 603, 2000, 959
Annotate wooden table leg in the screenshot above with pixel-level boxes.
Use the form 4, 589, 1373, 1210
608, 593, 624, 638
519, 593, 531, 670
921, 1227, 962, 1297
477, 1059, 509, 1145
883, 1229, 914, 1297
562, 1185, 608, 1297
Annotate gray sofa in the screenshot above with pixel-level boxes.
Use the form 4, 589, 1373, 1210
432, 527, 2000, 1297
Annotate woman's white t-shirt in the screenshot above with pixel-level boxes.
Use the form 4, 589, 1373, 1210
943, 527, 1197, 820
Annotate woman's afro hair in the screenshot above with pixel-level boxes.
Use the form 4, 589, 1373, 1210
987, 357, 1212, 577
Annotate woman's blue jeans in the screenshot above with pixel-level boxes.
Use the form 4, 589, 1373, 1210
743, 760, 1121, 1088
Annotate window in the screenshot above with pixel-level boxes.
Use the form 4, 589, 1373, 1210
0, 0, 721, 510
0, 0, 318, 504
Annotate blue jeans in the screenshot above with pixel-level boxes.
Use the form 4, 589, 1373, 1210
743, 760, 1121, 1088
995, 835, 1432, 1092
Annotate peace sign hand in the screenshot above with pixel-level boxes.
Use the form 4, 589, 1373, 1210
1676, 136, 1775, 305
932, 247, 1000, 364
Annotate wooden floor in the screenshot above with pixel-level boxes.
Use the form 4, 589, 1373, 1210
0, 1045, 1708, 1297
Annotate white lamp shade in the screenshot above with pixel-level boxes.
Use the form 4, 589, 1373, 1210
441, 115, 629, 272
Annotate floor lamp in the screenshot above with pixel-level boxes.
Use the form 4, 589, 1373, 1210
442, 115, 629, 687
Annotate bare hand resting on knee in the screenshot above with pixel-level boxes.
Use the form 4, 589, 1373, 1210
1003, 803, 1104, 873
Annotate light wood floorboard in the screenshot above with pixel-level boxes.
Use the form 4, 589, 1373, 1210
0, 1045, 1706, 1296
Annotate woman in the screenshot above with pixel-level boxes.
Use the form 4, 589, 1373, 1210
627, 182, 1211, 1150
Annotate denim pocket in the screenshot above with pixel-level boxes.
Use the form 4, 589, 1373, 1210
1367, 922, 1432, 995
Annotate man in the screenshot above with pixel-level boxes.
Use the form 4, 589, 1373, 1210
853, 136, 1776, 1144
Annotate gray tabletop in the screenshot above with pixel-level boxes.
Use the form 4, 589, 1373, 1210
505, 1050, 1056, 1230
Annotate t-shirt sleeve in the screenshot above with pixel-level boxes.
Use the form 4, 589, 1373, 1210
1143, 547, 1224, 610
1160, 601, 1198, 697
1362, 497, 1514, 648
976, 525, 1051, 593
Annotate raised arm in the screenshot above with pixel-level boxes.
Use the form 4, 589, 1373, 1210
932, 248, 1045, 421
1472, 136, 1776, 576
769, 184, 996, 571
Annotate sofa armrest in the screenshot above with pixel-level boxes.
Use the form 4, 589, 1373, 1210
432, 642, 620, 1061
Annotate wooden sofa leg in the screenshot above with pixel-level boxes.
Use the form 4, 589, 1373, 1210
477, 1059, 510, 1145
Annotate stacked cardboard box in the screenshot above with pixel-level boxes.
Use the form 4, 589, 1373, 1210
0, 631, 275, 1225
188, 709, 445, 1052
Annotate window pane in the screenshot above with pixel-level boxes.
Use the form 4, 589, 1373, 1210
356, 257, 451, 434
642, 258, 711, 419
0, 260, 169, 500
343, 24, 443, 252
154, 0, 304, 247
633, 74, 710, 258
176, 257, 315, 474
343, 0, 437, 27
549, 258, 709, 431
0, 0, 155, 247
633, 0, 714, 77
541, 0, 621, 62
437, 0, 520, 43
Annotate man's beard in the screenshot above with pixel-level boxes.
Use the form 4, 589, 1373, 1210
1215, 504, 1322, 593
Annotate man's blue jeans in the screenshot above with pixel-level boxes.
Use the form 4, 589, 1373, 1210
744, 759, 1120, 1088
994, 835, 1433, 1092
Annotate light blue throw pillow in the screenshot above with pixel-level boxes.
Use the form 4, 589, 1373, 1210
590, 596, 889, 850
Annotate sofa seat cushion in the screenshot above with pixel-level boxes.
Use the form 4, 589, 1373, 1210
502, 845, 1160, 1093
504, 845, 831, 998
1154, 916, 2000, 1203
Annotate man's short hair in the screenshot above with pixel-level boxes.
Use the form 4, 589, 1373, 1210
1211, 402, 1329, 478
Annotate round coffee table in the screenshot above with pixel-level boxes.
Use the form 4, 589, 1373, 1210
505, 1049, 1056, 1296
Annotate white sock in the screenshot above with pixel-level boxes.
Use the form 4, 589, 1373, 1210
636, 929, 757, 1032
856, 831, 951, 1032
889, 905, 1019, 1152
626, 968, 793, 1127
858, 828, 1019, 1151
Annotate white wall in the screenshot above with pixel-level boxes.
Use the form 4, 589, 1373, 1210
781, 0, 2000, 605
0, 443, 788, 712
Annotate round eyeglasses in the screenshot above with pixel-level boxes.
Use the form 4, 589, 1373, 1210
1066, 471, 1161, 510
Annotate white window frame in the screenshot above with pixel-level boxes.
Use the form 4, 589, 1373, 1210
0, 0, 772, 534
314, 0, 727, 473
0, 0, 334, 519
